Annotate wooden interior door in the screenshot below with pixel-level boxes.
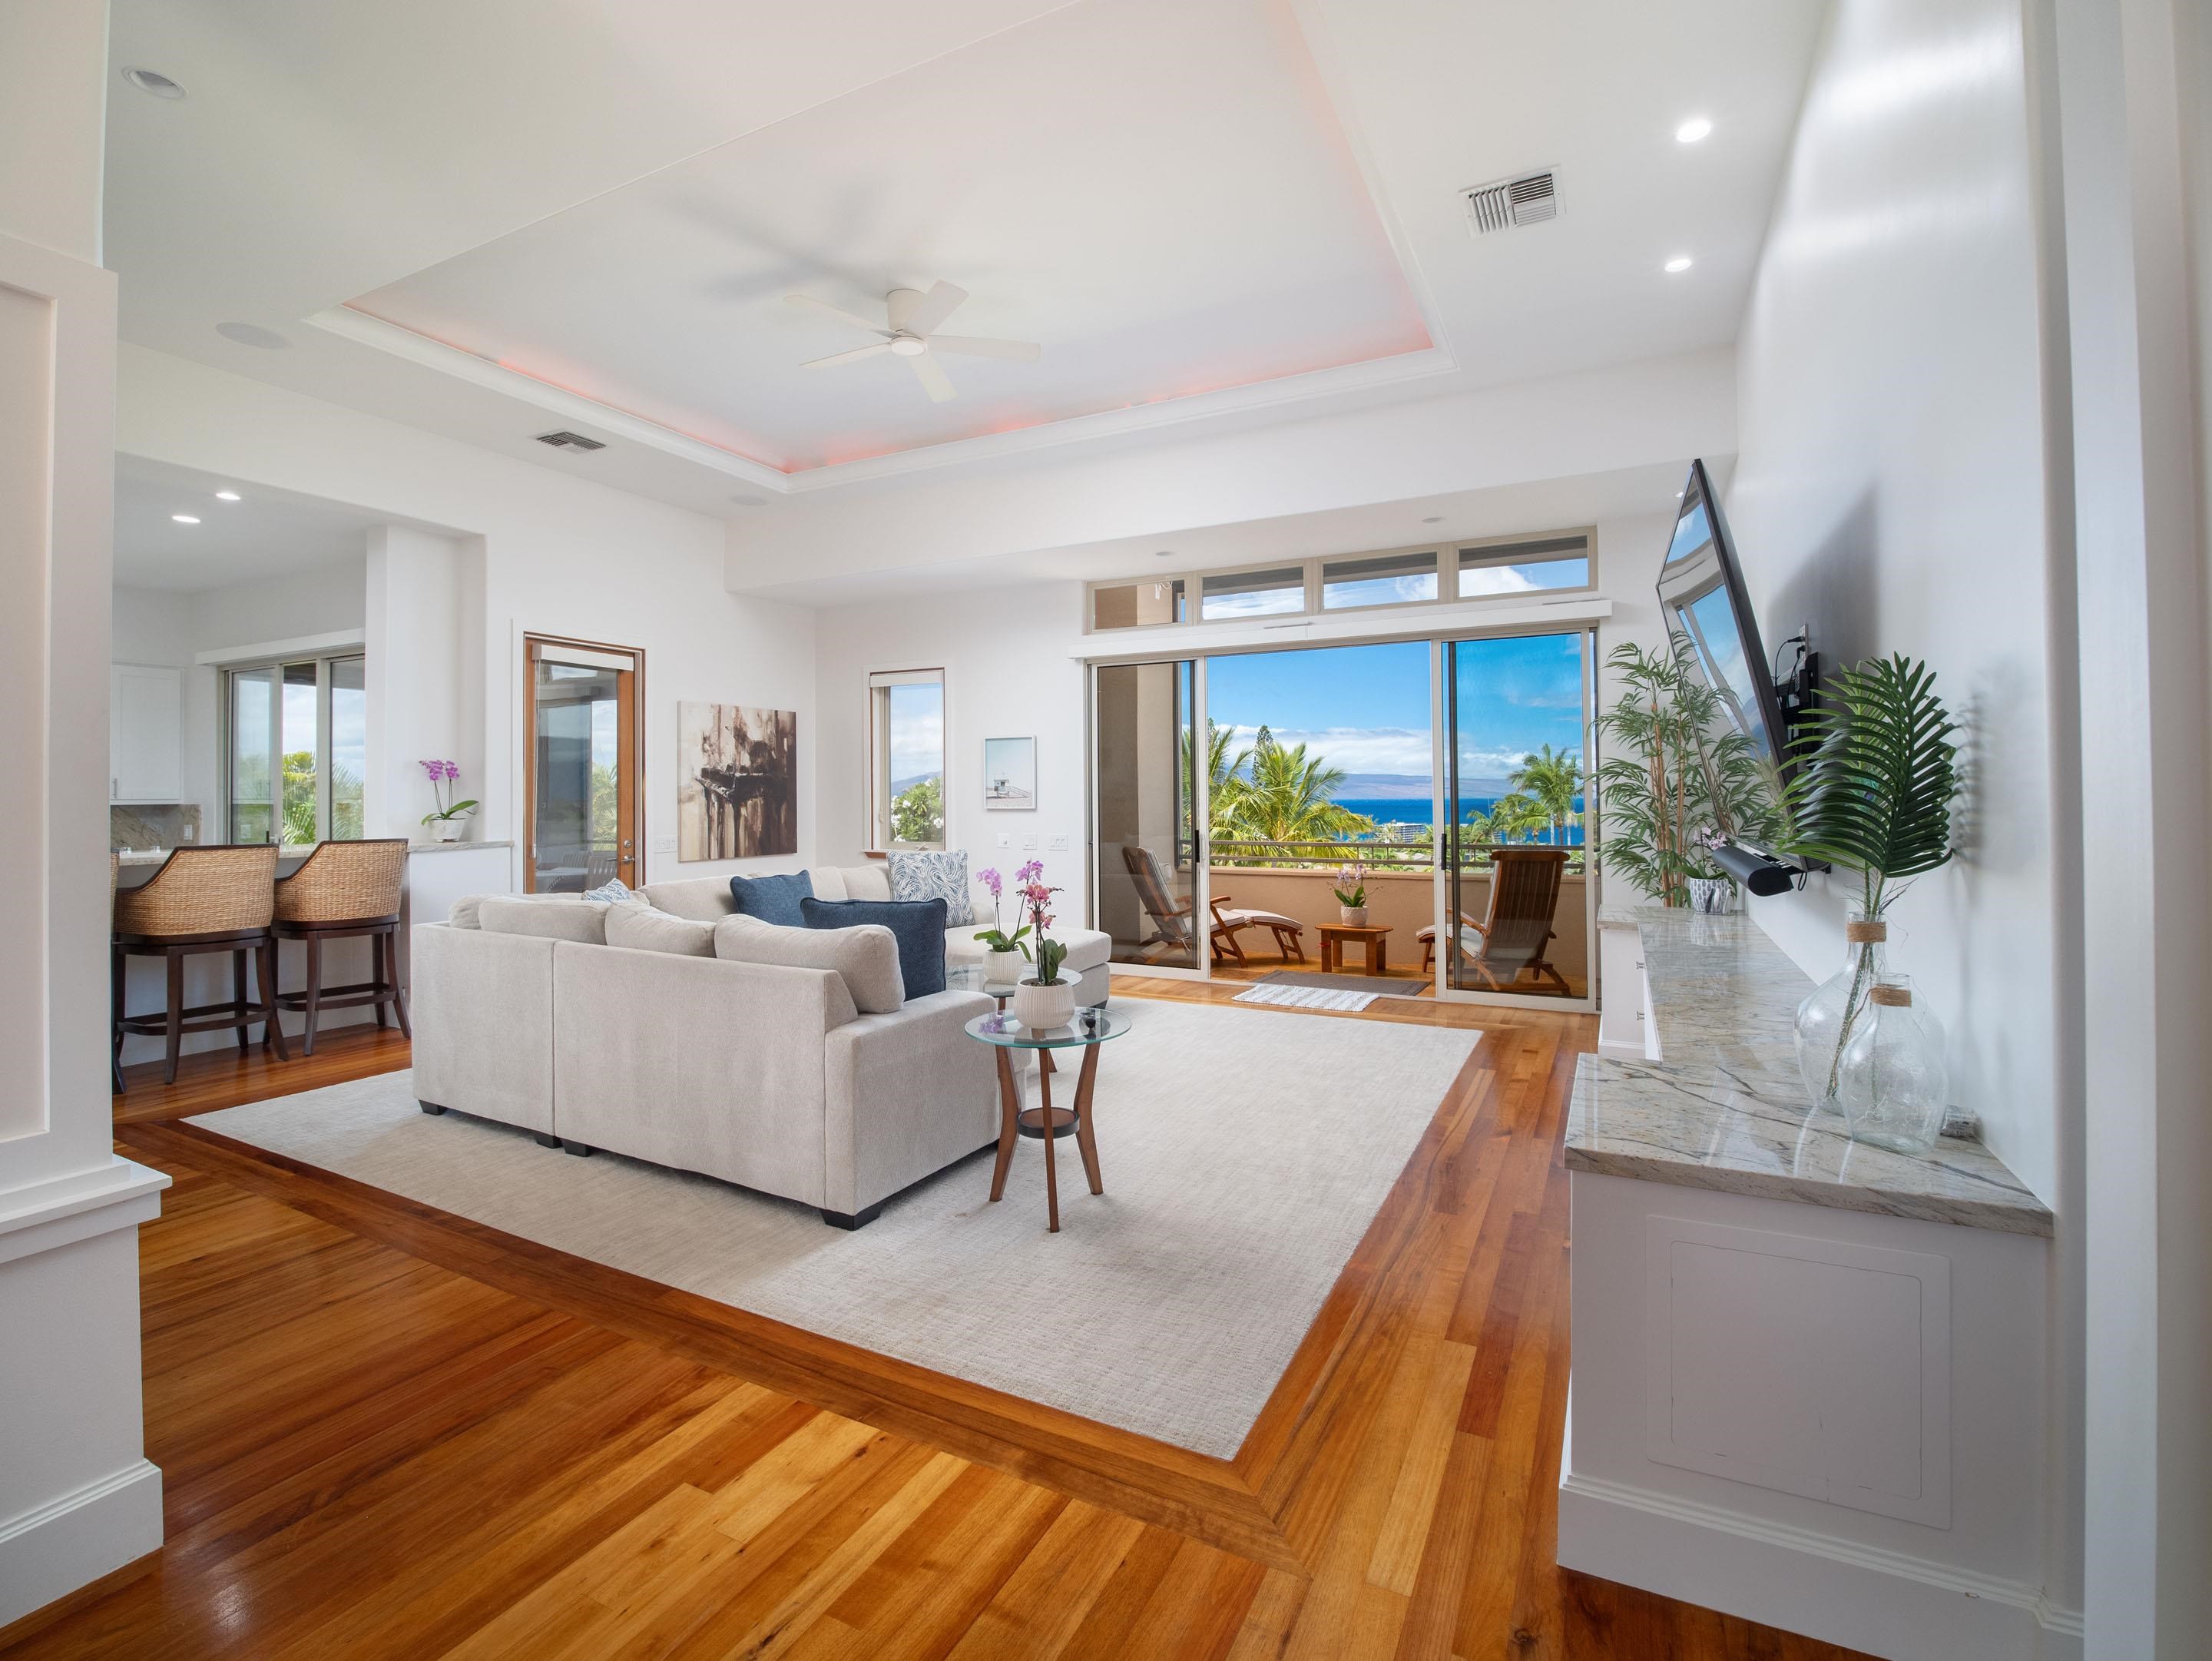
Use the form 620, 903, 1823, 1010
523, 636, 644, 893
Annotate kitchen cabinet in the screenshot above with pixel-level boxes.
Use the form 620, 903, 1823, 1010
111, 663, 182, 803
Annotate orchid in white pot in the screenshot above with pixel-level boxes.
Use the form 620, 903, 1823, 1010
1333, 862, 1369, 927
971, 865, 1031, 989
1009, 860, 1078, 1029
419, 759, 477, 841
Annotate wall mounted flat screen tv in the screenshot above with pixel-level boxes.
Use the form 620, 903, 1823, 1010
1656, 458, 1791, 777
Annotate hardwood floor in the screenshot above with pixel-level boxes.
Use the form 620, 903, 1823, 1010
0, 986, 1870, 1659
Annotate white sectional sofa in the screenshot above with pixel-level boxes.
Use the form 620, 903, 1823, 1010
642, 860, 1114, 1008
411, 888, 1008, 1228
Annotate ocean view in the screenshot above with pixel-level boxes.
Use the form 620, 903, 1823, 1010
1332, 795, 1588, 844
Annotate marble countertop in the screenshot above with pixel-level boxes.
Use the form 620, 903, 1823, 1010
1569, 907, 2052, 1237
114, 839, 512, 866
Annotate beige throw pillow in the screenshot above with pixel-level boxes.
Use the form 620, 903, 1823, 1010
476, 896, 611, 943
606, 905, 715, 956
713, 913, 904, 1014
449, 891, 586, 929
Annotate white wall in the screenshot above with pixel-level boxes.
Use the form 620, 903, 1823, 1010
118, 345, 818, 891
1727, 0, 2061, 1205
1726, 0, 2080, 1642
1, 0, 169, 1627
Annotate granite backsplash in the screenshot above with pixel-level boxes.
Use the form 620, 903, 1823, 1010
111, 803, 203, 850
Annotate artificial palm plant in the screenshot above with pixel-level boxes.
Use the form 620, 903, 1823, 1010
1780, 653, 1960, 1105
1592, 637, 1779, 906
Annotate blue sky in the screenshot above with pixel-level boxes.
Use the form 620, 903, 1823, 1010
1204, 635, 1584, 784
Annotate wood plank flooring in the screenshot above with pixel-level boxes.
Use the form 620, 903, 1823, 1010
0, 983, 1871, 1659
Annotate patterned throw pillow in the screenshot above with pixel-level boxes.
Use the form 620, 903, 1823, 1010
581, 877, 645, 906
886, 849, 972, 927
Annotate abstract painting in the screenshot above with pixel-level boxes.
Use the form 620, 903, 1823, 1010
678, 702, 797, 860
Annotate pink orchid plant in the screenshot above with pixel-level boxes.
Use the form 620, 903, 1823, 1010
1332, 861, 1368, 909
1014, 858, 1068, 985
418, 759, 478, 827
971, 866, 1031, 955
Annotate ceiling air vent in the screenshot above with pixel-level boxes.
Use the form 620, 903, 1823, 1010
1461, 170, 1558, 235
535, 430, 605, 452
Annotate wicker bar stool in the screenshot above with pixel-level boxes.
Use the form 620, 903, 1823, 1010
113, 844, 287, 1086
273, 839, 411, 1054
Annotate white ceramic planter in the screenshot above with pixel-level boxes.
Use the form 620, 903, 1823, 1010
982, 949, 1025, 989
434, 822, 463, 843
1012, 971, 1080, 1030
1339, 905, 1369, 927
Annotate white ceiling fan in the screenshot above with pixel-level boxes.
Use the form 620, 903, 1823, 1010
783, 281, 1039, 403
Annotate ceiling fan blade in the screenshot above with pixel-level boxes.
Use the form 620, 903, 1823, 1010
784, 292, 888, 334
902, 280, 969, 337
926, 334, 1041, 363
802, 343, 895, 369
909, 351, 956, 403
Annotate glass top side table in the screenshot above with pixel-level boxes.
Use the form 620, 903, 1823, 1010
963, 1006, 1131, 1232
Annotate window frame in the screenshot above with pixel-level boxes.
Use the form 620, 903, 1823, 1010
1083, 527, 1598, 634
868, 666, 949, 853
220, 646, 368, 846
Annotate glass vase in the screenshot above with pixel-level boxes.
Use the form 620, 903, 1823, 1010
1793, 908, 1887, 1115
1836, 974, 1949, 1155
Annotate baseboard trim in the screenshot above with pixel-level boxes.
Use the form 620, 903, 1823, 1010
0, 1460, 164, 1630
1558, 1470, 2052, 1661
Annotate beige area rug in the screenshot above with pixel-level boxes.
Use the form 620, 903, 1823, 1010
187, 1000, 1481, 1457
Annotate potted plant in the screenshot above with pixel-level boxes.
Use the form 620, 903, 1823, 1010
419, 759, 478, 842
1333, 862, 1369, 927
1010, 860, 1079, 1029
1780, 654, 1959, 1124
970, 866, 1030, 987
1592, 638, 1779, 907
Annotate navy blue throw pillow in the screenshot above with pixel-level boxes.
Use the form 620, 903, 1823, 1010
799, 896, 948, 998
728, 870, 814, 928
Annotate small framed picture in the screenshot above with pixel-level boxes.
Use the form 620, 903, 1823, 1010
982, 736, 1037, 811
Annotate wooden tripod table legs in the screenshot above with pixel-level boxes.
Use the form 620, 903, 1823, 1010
986, 1043, 1106, 1234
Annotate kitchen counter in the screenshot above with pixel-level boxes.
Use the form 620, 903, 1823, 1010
1570, 907, 2050, 1235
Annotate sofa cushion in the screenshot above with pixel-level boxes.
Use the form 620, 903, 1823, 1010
641, 877, 737, 922
886, 849, 973, 926
478, 896, 610, 943
606, 904, 715, 956
449, 891, 584, 930
728, 870, 814, 927
714, 913, 903, 1015
842, 862, 893, 902
800, 895, 947, 998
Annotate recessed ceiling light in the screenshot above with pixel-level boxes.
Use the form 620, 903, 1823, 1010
217, 321, 291, 350
1664, 255, 1694, 274
122, 66, 186, 100
214, 490, 241, 502
171, 514, 200, 524
1676, 117, 1713, 144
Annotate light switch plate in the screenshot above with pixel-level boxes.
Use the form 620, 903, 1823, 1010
996, 832, 1011, 847
1048, 834, 1069, 851
1022, 834, 1038, 850
651, 836, 677, 854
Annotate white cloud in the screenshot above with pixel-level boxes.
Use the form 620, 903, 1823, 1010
1227, 724, 1433, 776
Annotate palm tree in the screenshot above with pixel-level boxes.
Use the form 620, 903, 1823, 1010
1507, 744, 1583, 846
1225, 727, 1376, 844
1181, 720, 1251, 843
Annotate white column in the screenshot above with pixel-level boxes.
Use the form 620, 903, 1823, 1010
2054, 0, 2212, 1653
364, 525, 476, 840
0, 0, 171, 1628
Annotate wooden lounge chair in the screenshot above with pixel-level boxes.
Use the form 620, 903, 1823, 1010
1119, 844, 1306, 965
1423, 847, 1572, 993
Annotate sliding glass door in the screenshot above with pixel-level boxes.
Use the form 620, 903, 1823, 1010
1439, 629, 1595, 1006
1094, 658, 1204, 975
224, 651, 368, 845
525, 637, 641, 893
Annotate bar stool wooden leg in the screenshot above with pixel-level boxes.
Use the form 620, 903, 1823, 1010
233, 950, 250, 1053
388, 928, 412, 1039
111, 943, 125, 1095
373, 927, 391, 1029
260, 937, 290, 1061
164, 951, 184, 1085
302, 934, 323, 1056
